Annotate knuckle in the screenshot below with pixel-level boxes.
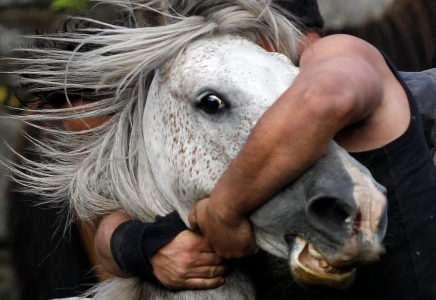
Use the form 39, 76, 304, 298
213, 255, 223, 265
179, 254, 194, 267
209, 266, 217, 278
187, 239, 202, 250
175, 265, 189, 278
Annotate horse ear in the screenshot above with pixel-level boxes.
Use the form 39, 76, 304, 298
133, 0, 169, 27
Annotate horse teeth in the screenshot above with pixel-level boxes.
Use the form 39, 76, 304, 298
325, 265, 335, 272
308, 243, 323, 259
319, 260, 329, 268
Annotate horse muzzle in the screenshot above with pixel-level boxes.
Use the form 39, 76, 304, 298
289, 183, 388, 289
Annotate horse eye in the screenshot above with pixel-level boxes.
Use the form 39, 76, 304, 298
199, 94, 226, 114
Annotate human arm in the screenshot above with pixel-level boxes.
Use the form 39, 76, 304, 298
95, 210, 227, 289
94, 211, 132, 278
189, 35, 393, 258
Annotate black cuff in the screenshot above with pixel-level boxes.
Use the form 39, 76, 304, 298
110, 211, 187, 286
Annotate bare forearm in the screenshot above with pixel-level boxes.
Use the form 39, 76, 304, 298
95, 211, 132, 278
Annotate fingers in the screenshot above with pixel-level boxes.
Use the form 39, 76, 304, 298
188, 208, 198, 231
180, 277, 225, 290
193, 235, 215, 253
151, 231, 228, 290
171, 230, 215, 253
186, 265, 229, 279
188, 198, 258, 259
193, 252, 224, 267
210, 221, 259, 259
156, 265, 228, 290
189, 198, 208, 232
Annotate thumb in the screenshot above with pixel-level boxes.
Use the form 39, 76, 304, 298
188, 207, 199, 231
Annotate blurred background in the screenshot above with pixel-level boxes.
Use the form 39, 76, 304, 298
0, 0, 435, 299
0, 1, 116, 300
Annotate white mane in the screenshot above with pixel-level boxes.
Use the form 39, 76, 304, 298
8, 0, 302, 222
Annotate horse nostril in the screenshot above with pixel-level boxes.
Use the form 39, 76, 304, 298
306, 197, 356, 241
310, 197, 350, 223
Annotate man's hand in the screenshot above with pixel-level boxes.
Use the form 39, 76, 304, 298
188, 198, 258, 259
151, 230, 228, 289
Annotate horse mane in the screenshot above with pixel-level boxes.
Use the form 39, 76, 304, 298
7, 0, 302, 222
326, 0, 436, 71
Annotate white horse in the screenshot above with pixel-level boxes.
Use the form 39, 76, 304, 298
10, 0, 387, 299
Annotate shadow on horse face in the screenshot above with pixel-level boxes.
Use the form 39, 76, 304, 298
144, 35, 388, 289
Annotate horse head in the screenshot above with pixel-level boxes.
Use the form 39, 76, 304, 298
143, 34, 387, 289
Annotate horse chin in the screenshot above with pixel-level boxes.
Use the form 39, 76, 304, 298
290, 237, 356, 290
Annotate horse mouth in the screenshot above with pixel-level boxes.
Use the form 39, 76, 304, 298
290, 237, 356, 289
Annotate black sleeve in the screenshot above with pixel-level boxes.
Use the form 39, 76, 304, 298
110, 211, 187, 286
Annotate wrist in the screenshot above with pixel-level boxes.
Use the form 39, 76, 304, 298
110, 212, 187, 286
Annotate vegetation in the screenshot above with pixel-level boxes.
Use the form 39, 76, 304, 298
51, 0, 90, 11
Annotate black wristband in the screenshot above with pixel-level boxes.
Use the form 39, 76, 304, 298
110, 211, 187, 286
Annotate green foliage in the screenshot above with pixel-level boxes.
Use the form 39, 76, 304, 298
51, 0, 90, 11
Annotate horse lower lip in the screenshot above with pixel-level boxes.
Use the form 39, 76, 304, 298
290, 237, 356, 289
